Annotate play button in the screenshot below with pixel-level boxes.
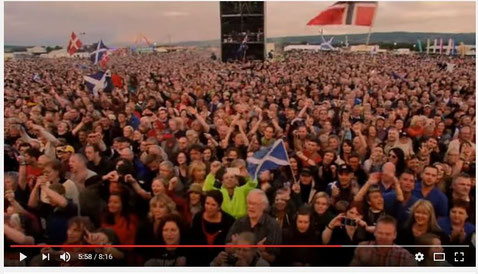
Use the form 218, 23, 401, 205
19, 253, 27, 262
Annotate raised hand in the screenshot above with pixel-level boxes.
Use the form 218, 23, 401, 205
210, 161, 222, 175
329, 213, 345, 229
331, 184, 340, 197
292, 183, 301, 194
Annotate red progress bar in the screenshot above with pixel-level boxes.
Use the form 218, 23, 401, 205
11, 245, 342, 248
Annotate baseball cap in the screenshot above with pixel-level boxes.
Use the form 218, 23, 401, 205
400, 131, 409, 138
57, 145, 75, 154
300, 168, 313, 177
187, 183, 203, 194
337, 164, 353, 174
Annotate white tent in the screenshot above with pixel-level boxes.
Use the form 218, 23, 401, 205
48, 49, 69, 58
72, 52, 90, 58
155, 47, 168, 53
27, 46, 47, 54
284, 45, 322, 52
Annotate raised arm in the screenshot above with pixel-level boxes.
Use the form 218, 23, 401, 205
32, 124, 59, 146
248, 115, 263, 137
203, 161, 222, 191
238, 122, 250, 147
393, 176, 404, 202
354, 173, 380, 202
28, 178, 44, 209
221, 116, 238, 149
322, 214, 344, 244
41, 183, 68, 208
17, 155, 28, 191
189, 107, 211, 132
5, 223, 34, 244
5, 190, 27, 214
125, 174, 152, 200
72, 116, 91, 136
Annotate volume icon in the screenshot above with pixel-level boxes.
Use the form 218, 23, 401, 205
60, 252, 71, 262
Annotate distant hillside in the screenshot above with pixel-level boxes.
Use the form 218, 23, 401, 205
175, 32, 476, 48
269, 32, 476, 46
7, 32, 475, 51
4, 45, 31, 52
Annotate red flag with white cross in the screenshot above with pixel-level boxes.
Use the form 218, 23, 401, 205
67, 32, 82, 56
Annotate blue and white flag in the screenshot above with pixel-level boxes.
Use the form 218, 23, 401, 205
74, 63, 90, 70
247, 139, 290, 181
83, 70, 113, 96
237, 35, 248, 59
392, 72, 406, 82
90, 40, 108, 64
33, 73, 41, 82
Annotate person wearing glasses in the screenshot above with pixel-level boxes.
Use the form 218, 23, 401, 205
387, 148, 406, 177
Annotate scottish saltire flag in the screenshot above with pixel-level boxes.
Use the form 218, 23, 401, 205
33, 73, 41, 82
83, 70, 113, 96
90, 40, 109, 64
74, 63, 89, 70
392, 72, 406, 81
247, 139, 290, 180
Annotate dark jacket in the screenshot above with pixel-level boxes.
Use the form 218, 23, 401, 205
189, 210, 235, 266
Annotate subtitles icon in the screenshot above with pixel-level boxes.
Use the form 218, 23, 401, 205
433, 253, 445, 262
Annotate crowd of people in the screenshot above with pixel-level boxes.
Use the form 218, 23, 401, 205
4, 49, 476, 266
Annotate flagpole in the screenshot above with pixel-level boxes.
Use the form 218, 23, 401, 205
280, 139, 297, 184
289, 162, 298, 184
366, 2, 378, 46
366, 26, 372, 45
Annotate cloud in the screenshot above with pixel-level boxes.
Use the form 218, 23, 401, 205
162, 11, 190, 17
4, 1, 475, 46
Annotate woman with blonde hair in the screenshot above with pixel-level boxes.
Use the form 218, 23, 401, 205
168, 117, 186, 138
310, 192, 336, 234
136, 194, 178, 263
123, 125, 134, 141
397, 199, 448, 252
188, 160, 207, 188
406, 115, 426, 138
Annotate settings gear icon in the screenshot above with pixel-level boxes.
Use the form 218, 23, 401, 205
415, 252, 425, 262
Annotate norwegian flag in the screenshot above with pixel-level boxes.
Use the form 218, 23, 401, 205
67, 32, 82, 56
307, 1, 377, 27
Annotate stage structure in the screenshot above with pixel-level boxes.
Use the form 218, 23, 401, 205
220, 2, 265, 62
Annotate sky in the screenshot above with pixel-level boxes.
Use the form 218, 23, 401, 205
4, 1, 476, 46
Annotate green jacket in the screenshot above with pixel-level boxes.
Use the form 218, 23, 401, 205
203, 174, 258, 219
